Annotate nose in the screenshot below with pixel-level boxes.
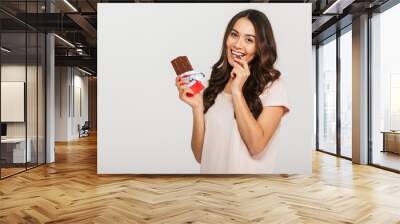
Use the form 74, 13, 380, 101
233, 37, 244, 49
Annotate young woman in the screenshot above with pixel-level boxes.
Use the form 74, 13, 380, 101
175, 9, 289, 174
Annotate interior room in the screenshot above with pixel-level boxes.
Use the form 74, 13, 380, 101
0, 0, 399, 223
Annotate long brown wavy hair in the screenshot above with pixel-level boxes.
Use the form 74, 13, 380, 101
203, 9, 281, 119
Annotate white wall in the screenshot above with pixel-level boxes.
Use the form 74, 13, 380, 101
1, 65, 38, 138
55, 67, 69, 141
1, 63, 46, 163
98, 3, 313, 174
55, 67, 89, 141
72, 72, 89, 138
1, 65, 27, 140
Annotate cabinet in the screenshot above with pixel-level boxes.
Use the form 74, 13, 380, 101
0, 138, 32, 165
382, 131, 400, 154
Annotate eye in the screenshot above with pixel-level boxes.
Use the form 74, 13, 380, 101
230, 32, 238, 38
246, 38, 254, 43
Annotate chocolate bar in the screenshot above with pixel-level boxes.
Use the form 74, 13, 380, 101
171, 56, 193, 76
171, 56, 205, 97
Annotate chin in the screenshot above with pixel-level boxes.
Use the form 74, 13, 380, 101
227, 59, 234, 67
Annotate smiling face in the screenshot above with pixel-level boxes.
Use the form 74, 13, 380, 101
226, 17, 257, 67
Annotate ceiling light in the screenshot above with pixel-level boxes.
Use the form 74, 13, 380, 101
322, 0, 354, 15
63, 0, 78, 12
1, 47, 11, 53
54, 34, 75, 48
78, 67, 93, 76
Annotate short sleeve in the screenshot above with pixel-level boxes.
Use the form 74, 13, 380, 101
260, 78, 290, 113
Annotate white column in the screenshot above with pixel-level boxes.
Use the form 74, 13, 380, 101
45, 1, 55, 163
46, 33, 55, 163
352, 14, 369, 164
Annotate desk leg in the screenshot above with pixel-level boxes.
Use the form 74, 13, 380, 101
382, 133, 386, 153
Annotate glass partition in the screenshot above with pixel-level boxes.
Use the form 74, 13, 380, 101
27, 31, 38, 169
371, 3, 400, 171
0, 1, 46, 179
1, 31, 28, 177
26, 0, 44, 169
38, 32, 45, 165
317, 36, 337, 155
339, 28, 352, 158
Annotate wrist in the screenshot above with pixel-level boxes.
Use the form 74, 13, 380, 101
192, 104, 204, 112
231, 89, 243, 98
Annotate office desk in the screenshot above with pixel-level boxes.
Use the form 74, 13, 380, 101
381, 131, 400, 154
1, 138, 32, 163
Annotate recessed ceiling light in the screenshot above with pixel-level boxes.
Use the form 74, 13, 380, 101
63, 0, 78, 12
322, 0, 354, 15
78, 67, 93, 76
1, 47, 11, 53
54, 34, 75, 48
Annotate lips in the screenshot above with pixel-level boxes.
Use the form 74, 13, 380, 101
231, 50, 245, 59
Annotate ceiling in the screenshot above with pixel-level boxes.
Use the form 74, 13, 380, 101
0, 0, 393, 75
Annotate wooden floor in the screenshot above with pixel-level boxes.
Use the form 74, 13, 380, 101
373, 150, 400, 171
1, 135, 400, 223
0, 167, 26, 178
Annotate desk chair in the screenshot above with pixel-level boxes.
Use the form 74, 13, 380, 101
79, 121, 90, 138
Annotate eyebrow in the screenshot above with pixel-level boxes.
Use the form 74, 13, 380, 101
232, 29, 256, 38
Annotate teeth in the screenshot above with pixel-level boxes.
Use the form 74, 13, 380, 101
231, 50, 245, 58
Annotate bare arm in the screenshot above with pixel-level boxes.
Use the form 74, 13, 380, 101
232, 92, 285, 157
191, 105, 205, 163
229, 57, 286, 157
176, 77, 205, 163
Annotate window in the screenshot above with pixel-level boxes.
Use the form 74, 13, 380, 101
371, 2, 400, 171
0, 1, 46, 179
318, 36, 337, 154
340, 28, 352, 158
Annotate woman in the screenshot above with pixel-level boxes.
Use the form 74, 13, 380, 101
175, 9, 289, 174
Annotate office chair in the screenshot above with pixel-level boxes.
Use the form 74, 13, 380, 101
79, 121, 90, 138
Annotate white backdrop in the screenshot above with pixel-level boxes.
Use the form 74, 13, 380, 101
98, 3, 313, 174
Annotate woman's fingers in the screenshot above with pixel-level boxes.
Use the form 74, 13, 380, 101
233, 57, 247, 69
176, 76, 197, 100
232, 63, 249, 79
232, 67, 242, 78
176, 80, 188, 90
231, 70, 236, 80
233, 58, 250, 76
179, 86, 195, 97
180, 86, 193, 95
175, 76, 186, 86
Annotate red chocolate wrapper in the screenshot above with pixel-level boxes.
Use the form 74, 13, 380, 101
171, 56, 204, 97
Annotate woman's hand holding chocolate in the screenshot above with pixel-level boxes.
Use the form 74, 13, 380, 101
175, 76, 203, 109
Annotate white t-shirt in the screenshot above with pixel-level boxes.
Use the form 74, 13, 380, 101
200, 78, 290, 174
